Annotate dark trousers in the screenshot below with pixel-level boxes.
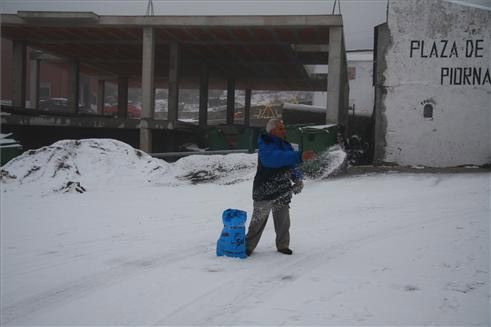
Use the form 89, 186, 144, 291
245, 200, 290, 252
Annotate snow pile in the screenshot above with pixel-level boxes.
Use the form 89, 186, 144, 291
0, 139, 169, 193
0, 139, 258, 192
1, 139, 347, 193
173, 153, 257, 185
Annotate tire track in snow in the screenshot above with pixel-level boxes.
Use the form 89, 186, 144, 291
0, 244, 206, 325
2, 206, 482, 325
156, 208, 482, 325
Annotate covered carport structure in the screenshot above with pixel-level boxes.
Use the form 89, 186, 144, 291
1, 11, 349, 153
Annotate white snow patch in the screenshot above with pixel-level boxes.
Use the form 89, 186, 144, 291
1, 171, 488, 326
0, 139, 169, 194
0, 139, 489, 325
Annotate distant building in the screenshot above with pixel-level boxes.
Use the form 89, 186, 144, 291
373, 0, 490, 167
1, 38, 102, 110
313, 50, 374, 117
1, 38, 70, 105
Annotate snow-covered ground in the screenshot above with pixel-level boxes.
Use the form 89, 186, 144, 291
1, 140, 489, 326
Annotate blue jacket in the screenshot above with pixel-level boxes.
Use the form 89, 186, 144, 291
252, 133, 303, 203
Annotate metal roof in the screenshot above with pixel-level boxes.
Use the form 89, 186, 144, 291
1, 12, 344, 91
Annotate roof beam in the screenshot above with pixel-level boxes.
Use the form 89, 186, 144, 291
17, 11, 100, 24
291, 44, 330, 52
1, 13, 343, 93
2, 13, 343, 28
78, 58, 323, 65
26, 39, 337, 48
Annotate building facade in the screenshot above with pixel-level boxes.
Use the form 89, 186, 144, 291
313, 50, 374, 117
374, 0, 490, 167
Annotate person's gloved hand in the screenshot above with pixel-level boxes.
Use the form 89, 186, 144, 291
292, 180, 304, 194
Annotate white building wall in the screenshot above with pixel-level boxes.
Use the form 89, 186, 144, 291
312, 90, 327, 108
313, 52, 374, 117
348, 59, 375, 116
382, 0, 491, 167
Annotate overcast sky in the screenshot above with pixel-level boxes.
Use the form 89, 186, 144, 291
1, 0, 489, 50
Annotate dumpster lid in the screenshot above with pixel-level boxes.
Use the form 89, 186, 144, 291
0, 133, 20, 147
302, 124, 337, 129
300, 124, 337, 132
0, 143, 22, 149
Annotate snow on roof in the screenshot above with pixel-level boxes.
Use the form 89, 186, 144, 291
0, 139, 17, 145
283, 103, 326, 112
444, 0, 491, 11
301, 124, 338, 130
0, 143, 22, 148
347, 51, 374, 62
0, 133, 18, 146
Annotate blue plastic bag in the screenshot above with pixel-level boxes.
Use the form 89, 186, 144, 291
216, 209, 247, 259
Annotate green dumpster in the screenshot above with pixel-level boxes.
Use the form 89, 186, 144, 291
300, 124, 338, 154
285, 124, 305, 148
1, 134, 23, 166
238, 127, 259, 152
207, 126, 259, 152
207, 126, 231, 150
298, 124, 339, 178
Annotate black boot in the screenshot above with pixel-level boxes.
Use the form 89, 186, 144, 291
277, 248, 293, 255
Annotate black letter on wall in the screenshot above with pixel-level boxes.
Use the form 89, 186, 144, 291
410, 40, 420, 58
441, 67, 449, 85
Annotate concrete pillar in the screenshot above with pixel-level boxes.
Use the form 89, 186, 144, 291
341, 56, 350, 135
79, 75, 91, 111
327, 27, 342, 124
226, 77, 235, 125
117, 77, 129, 118
199, 62, 209, 129
97, 80, 105, 115
168, 40, 180, 125
140, 26, 155, 152
67, 60, 80, 113
244, 88, 251, 127
12, 40, 27, 108
140, 125, 153, 153
82, 76, 91, 110
373, 23, 390, 164
29, 59, 40, 109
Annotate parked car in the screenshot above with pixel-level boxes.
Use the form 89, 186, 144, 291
39, 98, 68, 112
103, 102, 141, 118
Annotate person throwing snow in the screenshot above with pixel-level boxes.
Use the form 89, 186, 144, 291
246, 118, 315, 256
